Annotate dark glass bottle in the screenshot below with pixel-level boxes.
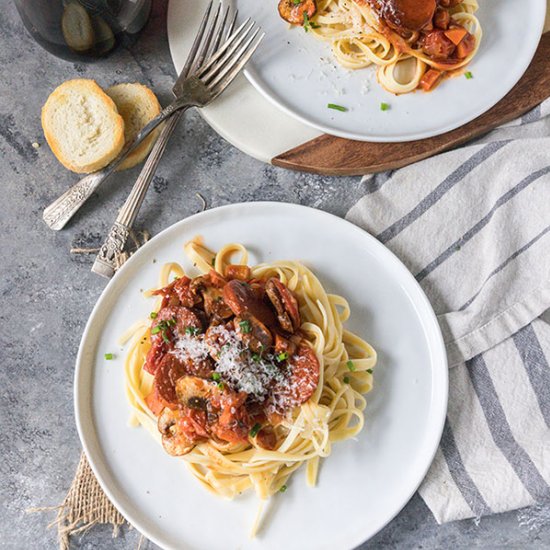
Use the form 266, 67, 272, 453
14, 0, 152, 62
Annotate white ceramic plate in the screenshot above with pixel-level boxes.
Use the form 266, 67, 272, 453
234, 0, 546, 142
75, 203, 448, 550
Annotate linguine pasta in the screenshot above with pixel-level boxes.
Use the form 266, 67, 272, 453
121, 239, 377, 531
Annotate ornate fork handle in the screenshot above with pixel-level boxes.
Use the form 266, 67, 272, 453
91, 111, 184, 278
43, 95, 195, 231
42, 172, 103, 231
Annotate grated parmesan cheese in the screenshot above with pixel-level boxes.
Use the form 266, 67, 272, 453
169, 324, 306, 413
209, 325, 289, 401
171, 334, 210, 363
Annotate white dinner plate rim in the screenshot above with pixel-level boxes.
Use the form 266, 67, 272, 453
240, 2, 547, 142
74, 202, 449, 549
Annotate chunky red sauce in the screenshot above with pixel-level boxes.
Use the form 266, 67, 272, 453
278, 0, 476, 91
143, 267, 320, 456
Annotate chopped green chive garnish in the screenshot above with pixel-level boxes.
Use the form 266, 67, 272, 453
251, 353, 261, 362
217, 382, 225, 390
343, 376, 350, 384
277, 352, 289, 362
239, 320, 251, 334
464, 71, 473, 79
150, 311, 158, 319
380, 102, 390, 111
280, 484, 288, 493
327, 103, 347, 112
303, 12, 310, 31
212, 372, 221, 382
185, 326, 200, 336
151, 318, 176, 342
250, 423, 262, 437
104, 353, 114, 360
346, 360, 356, 372
367, 368, 373, 374
293, 0, 301, 4
211, 256, 216, 266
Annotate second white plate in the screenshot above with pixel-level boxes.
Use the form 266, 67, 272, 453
236, 0, 545, 142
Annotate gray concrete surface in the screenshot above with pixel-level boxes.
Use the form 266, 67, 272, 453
1, 2, 548, 549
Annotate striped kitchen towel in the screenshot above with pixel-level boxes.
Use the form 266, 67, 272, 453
346, 98, 550, 523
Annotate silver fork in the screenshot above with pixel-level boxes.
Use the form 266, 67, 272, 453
90, 3, 243, 279
42, 2, 263, 232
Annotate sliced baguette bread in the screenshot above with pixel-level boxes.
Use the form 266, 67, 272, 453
41, 79, 125, 174
105, 83, 162, 171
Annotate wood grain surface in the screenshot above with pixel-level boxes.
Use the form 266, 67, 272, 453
272, 32, 550, 176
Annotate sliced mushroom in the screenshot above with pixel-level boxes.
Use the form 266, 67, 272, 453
223, 279, 276, 327
234, 315, 273, 354
202, 287, 233, 319
158, 408, 195, 456
175, 376, 214, 408
265, 278, 301, 333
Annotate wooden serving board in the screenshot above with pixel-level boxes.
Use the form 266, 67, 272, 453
272, 32, 550, 176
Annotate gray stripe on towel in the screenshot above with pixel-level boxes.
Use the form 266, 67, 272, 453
468, 354, 550, 500
458, 225, 550, 311
440, 418, 493, 517
513, 324, 550, 428
376, 141, 509, 244
415, 167, 550, 281
521, 105, 542, 125
363, 171, 394, 195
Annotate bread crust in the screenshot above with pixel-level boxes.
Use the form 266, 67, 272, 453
106, 83, 162, 171
41, 79, 125, 174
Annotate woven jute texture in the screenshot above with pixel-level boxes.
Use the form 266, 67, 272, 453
51, 453, 127, 550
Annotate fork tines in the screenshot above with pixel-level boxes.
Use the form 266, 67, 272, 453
177, 1, 264, 99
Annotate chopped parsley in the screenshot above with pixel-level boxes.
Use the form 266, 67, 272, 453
250, 423, 262, 437
343, 376, 350, 384
104, 353, 114, 360
303, 12, 310, 31
217, 381, 225, 390
346, 360, 356, 372
464, 71, 473, 79
211, 256, 216, 266
293, 0, 301, 4
212, 372, 221, 382
279, 484, 288, 493
239, 320, 251, 334
150, 311, 158, 319
277, 352, 289, 362
380, 102, 390, 111
151, 318, 176, 344
327, 103, 348, 112
251, 353, 261, 362
302, 13, 318, 31
185, 326, 200, 336
367, 368, 373, 374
